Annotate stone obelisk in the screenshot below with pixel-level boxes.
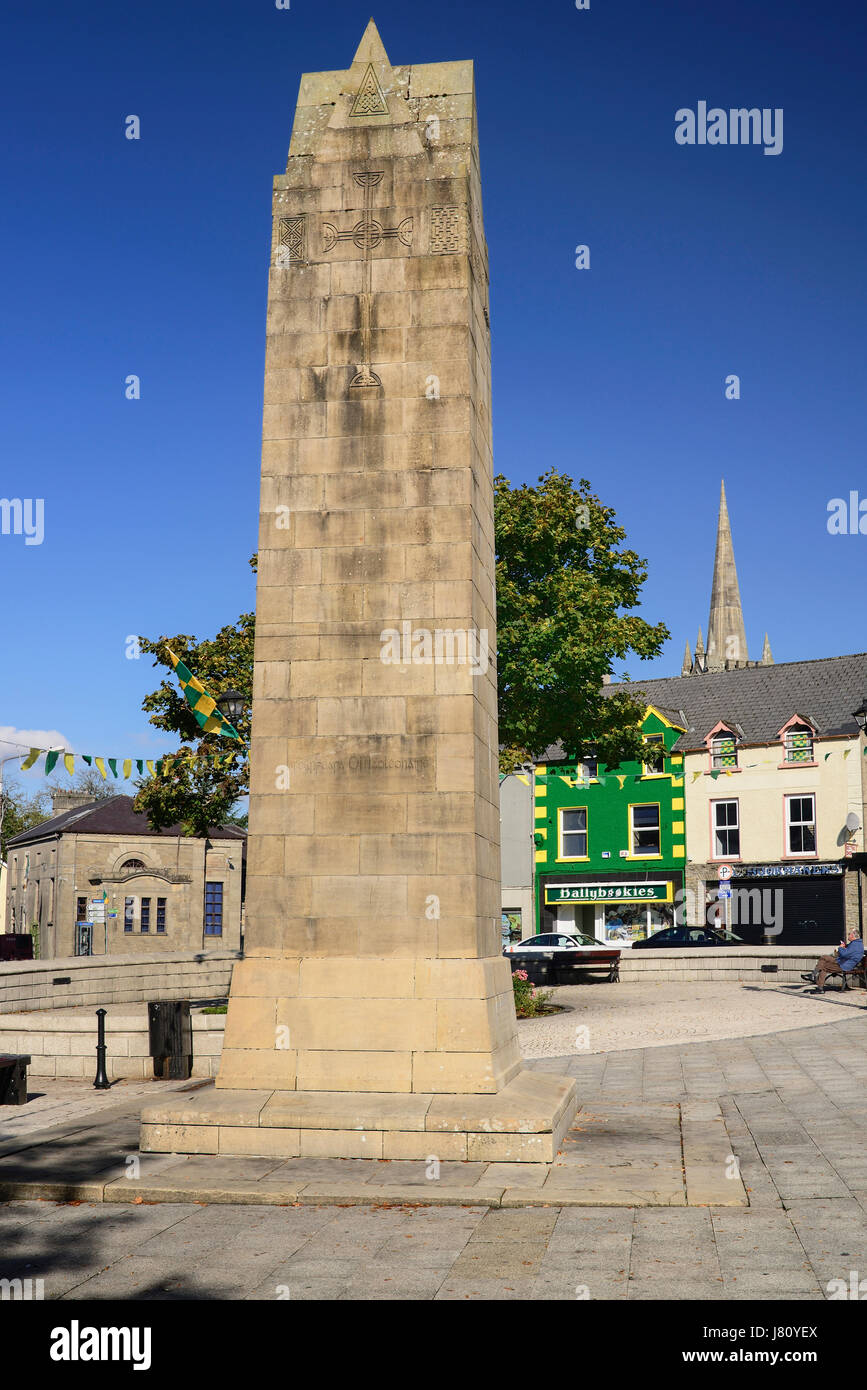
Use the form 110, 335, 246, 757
141, 21, 576, 1161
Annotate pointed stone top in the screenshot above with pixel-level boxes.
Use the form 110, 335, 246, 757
695, 626, 705, 657
351, 18, 391, 67
681, 640, 693, 677
762, 632, 774, 664
707, 479, 748, 669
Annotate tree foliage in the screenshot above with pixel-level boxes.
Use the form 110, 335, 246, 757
1, 780, 49, 859
135, 484, 668, 824
495, 469, 668, 771
132, 610, 254, 836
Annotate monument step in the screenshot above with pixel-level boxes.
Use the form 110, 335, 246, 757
140, 1070, 578, 1164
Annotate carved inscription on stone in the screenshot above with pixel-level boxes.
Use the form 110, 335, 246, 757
350, 63, 389, 117
276, 216, 306, 266
430, 205, 467, 255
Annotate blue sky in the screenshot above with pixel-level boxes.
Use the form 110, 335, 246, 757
2, 0, 865, 790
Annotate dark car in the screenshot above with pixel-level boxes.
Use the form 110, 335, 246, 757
631, 926, 745, 949
504, 932, 621, 983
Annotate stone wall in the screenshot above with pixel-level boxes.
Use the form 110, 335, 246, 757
0, 950, 236, 1015
618, 946, 837, 984
0, 1007, 225, 1080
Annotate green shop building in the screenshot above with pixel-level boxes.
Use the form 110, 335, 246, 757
534, 706, 686, 945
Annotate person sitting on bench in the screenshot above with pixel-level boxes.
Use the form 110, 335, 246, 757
803, 931, 865, 991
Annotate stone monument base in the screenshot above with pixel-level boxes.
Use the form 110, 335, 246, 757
140, 1071, 578, 1164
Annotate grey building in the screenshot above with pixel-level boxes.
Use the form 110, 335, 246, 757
499, 771, 534, 943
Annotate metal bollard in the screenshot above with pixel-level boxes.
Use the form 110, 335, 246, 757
94, 1008, 110, 1089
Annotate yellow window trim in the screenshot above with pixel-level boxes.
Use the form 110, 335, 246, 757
628, 801, 662, 858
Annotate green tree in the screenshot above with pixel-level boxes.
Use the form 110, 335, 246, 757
494, 469, 668, 771
132, 611, 254, 836
1, 780, 50, 858
136, 480, 668, 823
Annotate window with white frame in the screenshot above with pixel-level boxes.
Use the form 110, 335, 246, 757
560, 807, 588, 858
786, 795, 816, 855
784, 725, 814, 763
630, 804, 661, 856
712, 799, 740, 858
710, 732, 738, 770
642, 734, 665, 774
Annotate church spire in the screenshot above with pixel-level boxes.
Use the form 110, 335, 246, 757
681, 639, 693, 676
762, 632, 774, 664
706, 479, 748, 670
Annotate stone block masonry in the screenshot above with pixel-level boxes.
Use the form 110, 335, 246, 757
141, 21, 576, 1158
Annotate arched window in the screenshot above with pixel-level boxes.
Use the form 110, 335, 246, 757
121, 858, 145, 871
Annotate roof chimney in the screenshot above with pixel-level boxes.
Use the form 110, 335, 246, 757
50, 789, 93, 817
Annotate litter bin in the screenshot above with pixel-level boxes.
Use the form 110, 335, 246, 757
147, 1001, 193, 1080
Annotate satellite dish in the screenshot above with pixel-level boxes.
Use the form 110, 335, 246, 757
846, 812, 861, 832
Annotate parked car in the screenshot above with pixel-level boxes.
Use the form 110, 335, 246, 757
631, 926, 745, 949
504, 932, 621, 983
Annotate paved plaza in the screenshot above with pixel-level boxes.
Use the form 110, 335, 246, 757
3, 991, 867, 1298
519, 976, 867, 1057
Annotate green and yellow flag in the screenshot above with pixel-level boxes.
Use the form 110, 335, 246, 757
165, 647, 242, 741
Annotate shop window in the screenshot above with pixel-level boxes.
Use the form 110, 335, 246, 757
630, 804, 661, 856
713, 800, 740, 858
559, 807, 588, 859
786, 795, 816, 855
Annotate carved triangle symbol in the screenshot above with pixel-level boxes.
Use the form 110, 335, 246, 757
350, 63, 389, 117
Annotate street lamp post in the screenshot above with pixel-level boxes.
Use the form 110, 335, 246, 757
215, 690, 247, 729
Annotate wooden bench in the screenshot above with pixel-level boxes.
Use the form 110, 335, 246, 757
0, 1054, 31, 1106
839, 960, 867, 991
809, 961, 867, 992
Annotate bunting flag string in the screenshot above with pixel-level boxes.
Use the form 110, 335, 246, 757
529, 742, 867, 782
12, 747, 239, 780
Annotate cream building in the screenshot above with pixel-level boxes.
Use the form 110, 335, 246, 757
5, 795, 245, 958
610, 654, 867, 944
